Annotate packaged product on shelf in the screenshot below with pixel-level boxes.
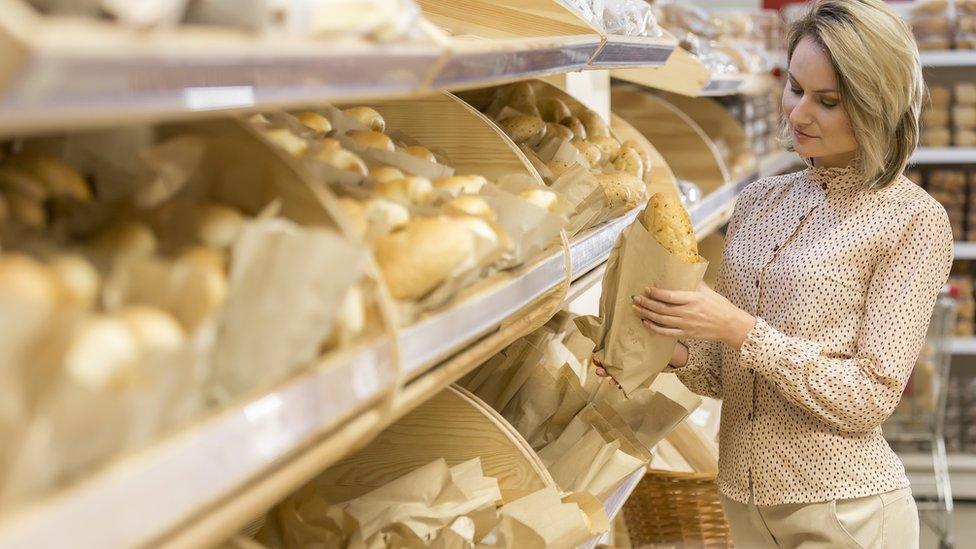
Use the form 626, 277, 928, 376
25, 0, 428, 43
461, 82, 650, 237
561, 0, 664, 38
0, 120, 379, 510
922, 107, 951, 128
576, 193, 708, 394
957, 82, 976, 106
922, 127, 952, 147
908, 0, 953, 51
957, 128, 976, 147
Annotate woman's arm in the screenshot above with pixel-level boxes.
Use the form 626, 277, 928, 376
740, 204, 952, 433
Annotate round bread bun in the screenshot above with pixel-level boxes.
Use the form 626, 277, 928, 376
518, 189, 560, 212
262, 128, 308, 158
546, 161, 576, 181
0, 252, 60, 310
170, 249, 228, 332
5, 153, 91, 202
316, 148, 368, 176
93, 221, 158, 260
612, 147, 644, 178
118, 305, 186, 354
0, 165, 48, 202
343, 106, 386, 132
444, 195, 497, 222
375, 217, 476, 300
559, 116, 587, 140
65, 315, 139, 391
620, 139, 653, 179
364, 198, 411, 234
539, 98, 572, 123
588, 136, 621, 164
337, 197, 368, 238
4, 190, 46, 230
197, 203, 245, 250
432, 175, 488, 196
374, 176, 433, 205
404, 145, 437, 163
295, 112, 333, 134
572, 140, 602, 167
49, 253, 100, 310
545, 123, 574, 143
334, 285, 366, 341
506, 82, 537, 108
499, 115, 547, 146
596, 173, 645, 210
369, 166, 405, 183
348, 130, 395, 152
579, 111, 611, 137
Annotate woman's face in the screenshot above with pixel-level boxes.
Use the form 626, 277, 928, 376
783, 35, 858, 168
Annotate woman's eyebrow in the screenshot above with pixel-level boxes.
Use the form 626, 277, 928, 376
787, 72, 839, 93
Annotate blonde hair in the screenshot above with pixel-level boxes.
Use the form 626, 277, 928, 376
783, 0, 924, 190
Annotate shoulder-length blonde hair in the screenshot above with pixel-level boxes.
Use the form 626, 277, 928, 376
783, 0, 924, 190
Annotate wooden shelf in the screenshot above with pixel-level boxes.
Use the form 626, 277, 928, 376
920, 50, 976, 68
0, 0, 682, 137
911, 148, 976, 165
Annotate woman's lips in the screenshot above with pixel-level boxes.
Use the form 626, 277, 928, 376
793, 127, 816, 140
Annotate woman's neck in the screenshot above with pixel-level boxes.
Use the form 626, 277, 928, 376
811, 150, 857, 168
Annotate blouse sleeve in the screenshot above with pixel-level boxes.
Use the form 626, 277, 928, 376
739, 201, 953, 433
664, 178, 769, 399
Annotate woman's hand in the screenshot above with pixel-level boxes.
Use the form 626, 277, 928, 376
632, 281, 756, 349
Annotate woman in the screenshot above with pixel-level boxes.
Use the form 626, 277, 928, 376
600, 1, 953, 547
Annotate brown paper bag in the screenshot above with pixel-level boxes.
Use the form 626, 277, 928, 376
576, 214, 708, 395
210, 218, 368, 400
486, 486, 605, 548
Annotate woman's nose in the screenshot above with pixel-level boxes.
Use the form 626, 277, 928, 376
789, 96, 814, 128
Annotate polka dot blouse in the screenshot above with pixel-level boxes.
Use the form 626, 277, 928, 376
669, 161, 954, 506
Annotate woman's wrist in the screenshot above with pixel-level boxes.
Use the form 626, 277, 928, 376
670, 342, 689, 368
724, 308, 757, 350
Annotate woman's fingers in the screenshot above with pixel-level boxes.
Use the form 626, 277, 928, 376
633, 294, 681, 316
632, 304, 682, 328
643, 285, 694, 305
643, 319, 685, 338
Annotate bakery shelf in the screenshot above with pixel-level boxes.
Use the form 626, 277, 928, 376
920, 50, 976, 68
949, 337, 976, 355
0, 340, 398, 549
589, 35, 677, 69
901, 452, 976, 499
579, 468, 647, 549
911, 148, 976, 165
956, 242, 976, 260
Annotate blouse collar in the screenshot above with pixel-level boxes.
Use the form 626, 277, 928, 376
802, 156, 864, 195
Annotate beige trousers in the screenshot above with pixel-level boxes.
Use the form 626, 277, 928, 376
720, 487, 919, 548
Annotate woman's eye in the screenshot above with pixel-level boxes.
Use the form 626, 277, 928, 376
790, 86, 803, 94
821, 100, 838, 108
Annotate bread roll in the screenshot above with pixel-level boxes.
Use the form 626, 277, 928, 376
348, 130, 395, 152
364, 198, 410, 234
49, 253, 100, 310
0, 253, 59, 310
928, 85, 952, 108
612, 147, 644, 178
546, 160, 575, 180
572, 140, 602, 167
369, 166, 405, 183
518, 189, 560, 212
117, 305, 186, 353
337, 197, 368, 238
539, 98, 572, 123
93, 221, 158, 260
374, 176, 433, 205
5, 154, 91, 202
4, 191, 46, 230
178, 245, 227, 271
319, 137, 342, 152
621, 139, 653, 178
957, 83, 976, 105
432, 175, 488, 196
579, 111, 611, 138
263, 128, 308, 158
375, 218, 475, 300
333, 285, 365, 342
588, 136, 621, 164
197, 203, 245, 250
295, 112, 333, 134
545, 123, 575, 143
170, 248, 228, 331
506, 82, 536, 108
316, 148, 368, 176
65, 315, 140, 391
499, 115, 547, 146
404, 145, 437, 163
0, 165, 48, 202
596, 173, 645, 210
641, 192, 700, 263
559, 116, 587, 140
922, 107, 950, 128
343, 106, 386, 132
444, 195, 497, 222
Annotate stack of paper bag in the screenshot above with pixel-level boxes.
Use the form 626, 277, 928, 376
256, 458, 608, 548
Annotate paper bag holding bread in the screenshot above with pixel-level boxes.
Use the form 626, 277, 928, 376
576, 192, 708, 394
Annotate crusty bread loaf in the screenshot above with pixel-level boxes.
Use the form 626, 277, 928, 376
641, 192, 700, 263
375, 217, 475, 300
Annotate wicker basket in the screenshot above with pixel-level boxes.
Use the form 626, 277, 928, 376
621, 469, 733, 548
